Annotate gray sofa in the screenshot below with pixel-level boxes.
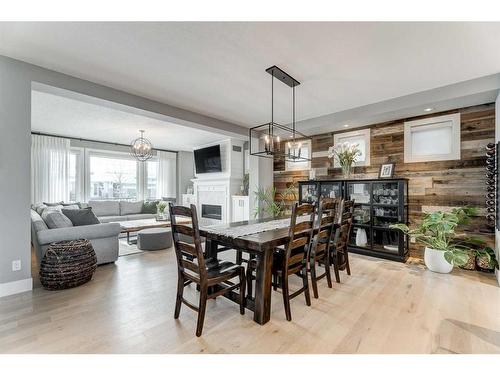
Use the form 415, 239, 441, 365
31, 209, 121, 266
88, 200, 157, 223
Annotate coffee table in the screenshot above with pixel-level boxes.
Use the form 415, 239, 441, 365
116, 218, 189, 245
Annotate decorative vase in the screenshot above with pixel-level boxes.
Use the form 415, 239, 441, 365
424, 247, 453, 274
341, 163, 354, 179
355, 228, 368, 247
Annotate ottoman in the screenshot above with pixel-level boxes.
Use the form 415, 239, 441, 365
137, 228, 172, 250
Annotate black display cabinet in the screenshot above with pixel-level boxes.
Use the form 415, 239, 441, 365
298, 178, 409, 262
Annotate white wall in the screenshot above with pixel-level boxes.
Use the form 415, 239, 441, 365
248, 137, 274, 219
495, 91, 500, 286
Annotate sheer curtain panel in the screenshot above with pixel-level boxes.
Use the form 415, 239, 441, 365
31, 135, 71, 204
156, 151, 177, 200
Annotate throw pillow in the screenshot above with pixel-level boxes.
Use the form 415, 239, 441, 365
62, 202, 82, 208
62, 207, 100, 226
142, 200, 159, 214
43, 201, 64, 206
41, 210, 73, 229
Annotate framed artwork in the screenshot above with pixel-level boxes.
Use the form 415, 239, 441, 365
378, 163, 395, 179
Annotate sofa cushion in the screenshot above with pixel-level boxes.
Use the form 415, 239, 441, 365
31, 209, 49, 232
41, 210, 73, 229
43, 201, 64, 206
88, 200, 120, 216
62, 208, 100, 226
98, 215, 124, 223
142, 200, 159, 214
125, 213, 157, 221
120, 200, 144, 215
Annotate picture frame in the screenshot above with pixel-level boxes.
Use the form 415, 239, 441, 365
378, 163, 395, 179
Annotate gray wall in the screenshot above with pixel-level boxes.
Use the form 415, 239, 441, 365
0, 54, 245, 291
177, 151, 195, 202
0, 57, 31, 286
248, 137, 274, 219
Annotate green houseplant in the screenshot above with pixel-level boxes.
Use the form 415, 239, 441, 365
390, 207, 481, 273
254, 184, 296, 219
156, 201, 168, 219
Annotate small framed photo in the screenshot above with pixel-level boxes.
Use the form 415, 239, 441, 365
379, 163, 395, 179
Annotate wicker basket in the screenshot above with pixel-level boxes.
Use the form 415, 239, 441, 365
40, 239, 97, 290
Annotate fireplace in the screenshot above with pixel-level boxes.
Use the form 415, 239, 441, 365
202, 204, 222, 221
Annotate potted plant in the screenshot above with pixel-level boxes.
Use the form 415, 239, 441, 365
327, 142, 361, 179
475, 247, 498, 273
156, 201, 168, 220
254, 184, 296, 219
390, 207, 480, 273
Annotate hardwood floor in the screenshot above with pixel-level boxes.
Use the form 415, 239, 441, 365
1, 249, 499, 354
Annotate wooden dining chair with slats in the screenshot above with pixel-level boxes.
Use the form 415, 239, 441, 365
251, 202, 315, 321
330, 201, 354, 282
308, 198, 337, 298
169, 203, 246, 337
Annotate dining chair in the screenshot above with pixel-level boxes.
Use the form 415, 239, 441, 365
308, 198, 337, 298
169, 203, 246, 337
247, 203, 315, 321
330, 200, 354, 282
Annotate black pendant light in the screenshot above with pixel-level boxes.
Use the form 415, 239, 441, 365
249, 66, 311, 162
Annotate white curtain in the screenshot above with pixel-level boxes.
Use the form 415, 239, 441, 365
31, 134, 70, 204
156, 151, 177, 199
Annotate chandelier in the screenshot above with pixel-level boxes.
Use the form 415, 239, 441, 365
249, 65, 311, 162
130, 130, 153, 162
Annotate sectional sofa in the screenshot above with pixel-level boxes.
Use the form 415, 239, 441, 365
87, 200, 157, 222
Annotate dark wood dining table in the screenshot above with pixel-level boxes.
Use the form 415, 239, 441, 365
199, 218, 292, 325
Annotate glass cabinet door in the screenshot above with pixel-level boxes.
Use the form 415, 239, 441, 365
372, 228, 400, 254
319, 182, 341, 200
347, 182, 371, 204
300, 183, 318, 204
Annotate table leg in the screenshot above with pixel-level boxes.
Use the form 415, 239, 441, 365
205, 239, 219, 260
253, 249, 273, 325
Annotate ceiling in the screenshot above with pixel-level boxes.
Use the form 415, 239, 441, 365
2, 22, 500, 132
31, 90, 228, 151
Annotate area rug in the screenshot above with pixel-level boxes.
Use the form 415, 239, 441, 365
118, 239, 144, 257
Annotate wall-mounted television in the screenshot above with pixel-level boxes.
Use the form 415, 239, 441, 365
194, 145, 222, 174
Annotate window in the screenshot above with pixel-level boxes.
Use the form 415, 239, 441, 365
69, 148, 83, 202
404, 113, 460, 163
146, 160, 158, 199
285, 139, 312, 171
88, 153, 138, 200
333, 129, 371, 166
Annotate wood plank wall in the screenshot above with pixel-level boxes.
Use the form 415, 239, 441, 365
274, 104, 495, 258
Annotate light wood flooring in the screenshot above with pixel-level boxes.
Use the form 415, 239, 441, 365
1, 248, 499, 354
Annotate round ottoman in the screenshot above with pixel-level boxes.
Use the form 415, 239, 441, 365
40, 239, 97, 290
137, 228, 172, 250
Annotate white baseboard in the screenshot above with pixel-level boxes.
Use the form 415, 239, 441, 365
0, 278, 33, 298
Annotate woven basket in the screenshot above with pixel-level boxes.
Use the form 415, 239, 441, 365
40, 239, 97, 290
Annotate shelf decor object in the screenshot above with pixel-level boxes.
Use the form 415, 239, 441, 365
298, 178, 409, 262
249, 65, 311, 162
130, 129, 153, 162
378, 162, 395, 178
328, 142, 361, 179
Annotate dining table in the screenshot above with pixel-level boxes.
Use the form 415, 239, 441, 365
199, 217, 294, 325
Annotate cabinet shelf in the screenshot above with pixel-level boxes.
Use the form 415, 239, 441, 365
298, 178, 409, 262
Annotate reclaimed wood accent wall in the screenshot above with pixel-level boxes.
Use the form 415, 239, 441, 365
274, 104, 495, 258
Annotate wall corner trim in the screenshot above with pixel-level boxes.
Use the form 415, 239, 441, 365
0, 278, 33, 298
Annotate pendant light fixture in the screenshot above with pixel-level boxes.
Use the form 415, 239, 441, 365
249, 65, 311, 162
130, 130, 153, 162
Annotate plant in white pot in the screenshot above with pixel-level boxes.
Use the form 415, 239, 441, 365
390, 207, 481, 273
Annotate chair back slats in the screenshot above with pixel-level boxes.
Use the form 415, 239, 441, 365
169, 203, 206, 278
310, 198, 338, 258
172, 223, 194, 236
284, 203, 316, 274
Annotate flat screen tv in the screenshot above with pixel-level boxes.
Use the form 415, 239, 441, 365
194, 145, 222, 174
